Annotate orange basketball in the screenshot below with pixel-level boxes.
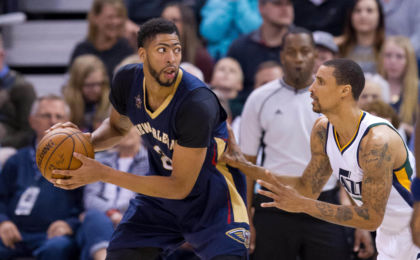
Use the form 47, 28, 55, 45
36, 127, 94, 181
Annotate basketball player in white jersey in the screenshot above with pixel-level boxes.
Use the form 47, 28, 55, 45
223, 58, 420, 260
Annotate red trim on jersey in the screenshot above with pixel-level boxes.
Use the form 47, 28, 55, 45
212, 145, 217, 166
227, 192, 232, 224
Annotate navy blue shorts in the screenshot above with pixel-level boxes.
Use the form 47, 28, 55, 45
108, 165, 249, 260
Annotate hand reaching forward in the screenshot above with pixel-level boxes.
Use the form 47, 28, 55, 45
220, 124, 248, 168
257, 170, 306, 213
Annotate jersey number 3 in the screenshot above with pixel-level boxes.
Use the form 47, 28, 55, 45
154, 145, 173, 170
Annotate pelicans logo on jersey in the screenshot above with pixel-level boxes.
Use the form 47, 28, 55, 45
226, 228, 250, 248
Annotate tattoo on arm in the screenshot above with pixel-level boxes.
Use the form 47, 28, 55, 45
355, 207, 370, 220
315, 202, 334, 217
359, 138, 393, 219
308, 126, 331, 195
335, 207, 353, 221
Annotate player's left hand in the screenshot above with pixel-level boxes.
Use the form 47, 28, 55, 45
51, 152, 104, 190
47, 220, 73, 238
353, 229, 374, 259
256, 171, 305, 213
220, 124, 248, 168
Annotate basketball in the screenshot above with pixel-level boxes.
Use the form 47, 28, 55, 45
36, 127, 94, 181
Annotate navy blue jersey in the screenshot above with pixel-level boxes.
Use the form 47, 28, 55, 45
108, 64, 249, 258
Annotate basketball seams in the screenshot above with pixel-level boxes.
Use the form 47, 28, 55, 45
66, 135, 76, 170
36, 128, 94, 181
42, 134, 74, 178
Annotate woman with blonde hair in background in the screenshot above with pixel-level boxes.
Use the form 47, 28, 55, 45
378, 35, 419, 139
336, 0, 385, 73
64, 55, 110, 132
70, 0, 135, 80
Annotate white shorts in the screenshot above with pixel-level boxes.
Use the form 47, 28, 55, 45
376, 226, 420, 260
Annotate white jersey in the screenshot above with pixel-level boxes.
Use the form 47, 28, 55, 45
325, 111, 414, 233
240, 78, 337, 191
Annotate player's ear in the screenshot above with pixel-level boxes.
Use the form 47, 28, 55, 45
138, 48, 146, 61
341, 84, 352, 98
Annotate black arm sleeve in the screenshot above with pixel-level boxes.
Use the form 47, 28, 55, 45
175, 88, 225, 148
109, 64, 137, 116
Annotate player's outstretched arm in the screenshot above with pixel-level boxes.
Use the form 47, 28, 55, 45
91, 107, 134, 152
52, 143, 206, 199
222, 117, 333, 199
257, 126, 395, 230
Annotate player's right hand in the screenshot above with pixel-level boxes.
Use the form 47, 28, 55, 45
0, 221, 22, 249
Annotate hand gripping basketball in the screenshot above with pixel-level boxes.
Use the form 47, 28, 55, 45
36, 127, 94, 182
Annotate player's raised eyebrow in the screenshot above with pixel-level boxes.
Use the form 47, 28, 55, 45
154, 42, 181, 48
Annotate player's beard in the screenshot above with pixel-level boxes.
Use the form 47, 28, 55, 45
146, 59, 178, 87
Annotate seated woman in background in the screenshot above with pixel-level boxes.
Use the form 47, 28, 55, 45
357, 73, 390, 108
70, 0, 135, 80
161, 2, 214, 82
64, 55, 110, 132
378, 35, 419, 140
336, 0, 385, 73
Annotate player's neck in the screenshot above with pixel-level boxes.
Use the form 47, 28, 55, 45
144, 77, 174, 111
327, 105, 362, 145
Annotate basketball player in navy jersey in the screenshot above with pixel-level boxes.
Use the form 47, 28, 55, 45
223, 59, 420, 259
50, 18, 249, 260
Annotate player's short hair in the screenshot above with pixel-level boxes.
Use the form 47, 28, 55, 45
137, 18, 180, 49
323, 58, 365, 101
280, 26, 315, 52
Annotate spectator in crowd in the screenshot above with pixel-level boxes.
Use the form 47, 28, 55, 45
253, 61, 283, 88
313, 30, 338, 74
180, 62, 205, 82
336, 0, 385, 73
0, 95, 114, 260
84, 127, 148, 227
231, 61, 283, 141
70, 0, 135, 80
380, 0, 420, 59
227, 0, 294, 118
361, 100, 400, 129
210, 57, 244, 101
378, 36, 419, 140
293, 0, 355, 36
357, 73, 390, 108
0, 95, 82, 260
200, 0, 262, 60
0, 33, 36, 150
239, 27, 372, 260
64, 55, 111, 133
162, 2, 214, 82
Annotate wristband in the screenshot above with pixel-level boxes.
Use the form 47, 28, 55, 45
411, 177, 420, 202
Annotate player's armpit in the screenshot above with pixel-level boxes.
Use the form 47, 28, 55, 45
91, 107, 134, 151
298, 117, 333, 199
109, 107, 133, 135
